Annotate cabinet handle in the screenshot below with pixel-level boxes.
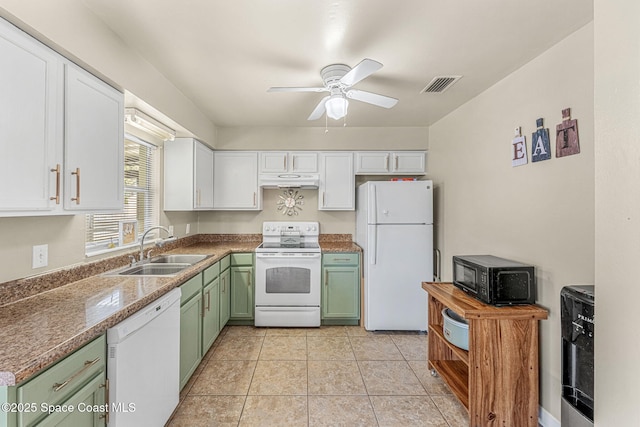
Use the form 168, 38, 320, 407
206, 289, 211, 311
395, 154, 399, 171
322, 192, 326, 207
50, 164, 60, 204
52, 357, 100, 392
385, 154, 390, 171
332, 258, 352, 262
253, 192, 256, 206
292, 156, 295, 170
99, 379, 109, 423
70, 168, 80, 204
284, 156, 287, 170
324, 270, 328, 286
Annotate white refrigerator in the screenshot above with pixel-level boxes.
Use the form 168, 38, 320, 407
356, 181, 433, 331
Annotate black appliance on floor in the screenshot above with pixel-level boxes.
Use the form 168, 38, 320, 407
561, 285, 594, 427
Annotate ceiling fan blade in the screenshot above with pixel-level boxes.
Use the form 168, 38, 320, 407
339, 59, 383, 87
346, 89, 398, 108
268, 87, 328, 93
307, 96, 330, 120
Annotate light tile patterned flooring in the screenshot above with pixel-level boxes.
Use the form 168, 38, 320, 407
167, 325, 469, 426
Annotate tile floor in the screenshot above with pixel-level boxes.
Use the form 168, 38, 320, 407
167, 325, 469, 427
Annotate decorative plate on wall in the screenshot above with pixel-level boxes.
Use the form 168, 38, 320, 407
277, 189, 304, 216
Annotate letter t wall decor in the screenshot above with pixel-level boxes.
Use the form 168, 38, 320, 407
556, 108, 580, 157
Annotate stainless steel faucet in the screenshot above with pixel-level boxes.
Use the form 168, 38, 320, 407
139, 226, 174, 262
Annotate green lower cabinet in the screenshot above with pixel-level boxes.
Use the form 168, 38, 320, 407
179, 274, 203, 390
230, 266, 254, 319
1, 335, 107, 427
36, 374, 106, 427
202, 277, 220, 354
229, 254, 254, 322
219, 265, 231, 327
322, 253, 361, 325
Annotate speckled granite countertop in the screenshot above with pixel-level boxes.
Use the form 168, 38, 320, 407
0, 235, 360, 386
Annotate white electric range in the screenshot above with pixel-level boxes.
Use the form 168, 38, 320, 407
254, 221, 321, 327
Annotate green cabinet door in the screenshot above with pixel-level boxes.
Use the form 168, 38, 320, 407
219, 267, 231, 327
322, 253, 360, 323
322, 266, 360, 319
202, 277, 220, 355
37, 373, 106, 427
230, 266, 254, 319
179, 289, 202, 390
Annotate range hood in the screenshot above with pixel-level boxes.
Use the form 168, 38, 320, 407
259, 173, 319, 189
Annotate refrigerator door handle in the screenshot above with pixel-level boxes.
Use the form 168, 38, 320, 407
370, 225, 377, 265
369, 184, 377, 224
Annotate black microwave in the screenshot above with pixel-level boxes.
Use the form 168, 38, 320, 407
452, 255, 536, 306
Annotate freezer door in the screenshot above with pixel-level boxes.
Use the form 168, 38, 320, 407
364, 224, 433, 331
368, 181, 432, 224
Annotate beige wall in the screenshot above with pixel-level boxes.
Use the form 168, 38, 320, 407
594, 0, 640, 424
429, 23, 594, 421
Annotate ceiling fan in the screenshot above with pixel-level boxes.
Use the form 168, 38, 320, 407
268, 59, 398, 121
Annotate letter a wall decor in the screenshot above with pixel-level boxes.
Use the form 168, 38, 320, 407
512, 127, 528, 167
531, 118, 551, 162
556, 108, 580, 157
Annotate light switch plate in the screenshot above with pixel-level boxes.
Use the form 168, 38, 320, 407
186, 223, 191, 234
168, 225, 174, 236
32, 244, 48, 269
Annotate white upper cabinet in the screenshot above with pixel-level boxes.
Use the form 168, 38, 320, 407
0, 18, 63, 213
0, 18, 124, 216
259, 152, 318, 173
164, 138, 214, 210
318, 152, 354, 211
355, 151, 426, 175
213, 152, 260, 210
64, 64, 124, 211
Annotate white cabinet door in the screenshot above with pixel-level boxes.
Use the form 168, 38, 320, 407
319, 152, 354, 210
392, 151, 426, 174
64, 64, 123, 211
290, 152, 318, 173
0, 18, 63, 214
164, 138, 213, 210
194, 141, 214, 209
355, 152, 391, 174
259, 152, 288, 173
213, 152, 260, 210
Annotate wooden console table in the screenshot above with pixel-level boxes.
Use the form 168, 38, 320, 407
422, 282, 548, 427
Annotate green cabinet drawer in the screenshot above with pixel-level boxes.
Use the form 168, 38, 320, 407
230, 253, 253, 266
17, 335, 106, 426
323, 253, 359, 266
203, 261, 220, 284
180, 273, 202, 304
220, 254, 231, 271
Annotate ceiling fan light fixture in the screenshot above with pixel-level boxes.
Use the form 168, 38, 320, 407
325, 94, 349, 120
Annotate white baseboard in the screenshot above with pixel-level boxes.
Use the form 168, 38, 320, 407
539, 406, 561, 427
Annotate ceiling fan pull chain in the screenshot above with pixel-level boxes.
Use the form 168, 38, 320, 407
325, 114, 329, 134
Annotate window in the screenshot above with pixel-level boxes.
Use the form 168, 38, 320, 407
85, 134, 159, 255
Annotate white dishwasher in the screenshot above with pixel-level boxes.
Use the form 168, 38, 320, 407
107, 287, 181, 427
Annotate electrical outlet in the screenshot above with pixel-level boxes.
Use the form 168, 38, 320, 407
32, 244, 48, 269
186, 223, 191, 234
168, 225, 174, 236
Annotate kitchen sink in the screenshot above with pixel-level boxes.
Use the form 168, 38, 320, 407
108, 263, 191, 276
148, 254, 210, 265
104, 254, 212, 277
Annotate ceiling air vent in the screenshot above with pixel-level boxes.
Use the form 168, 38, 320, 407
421, 75, 462, 93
